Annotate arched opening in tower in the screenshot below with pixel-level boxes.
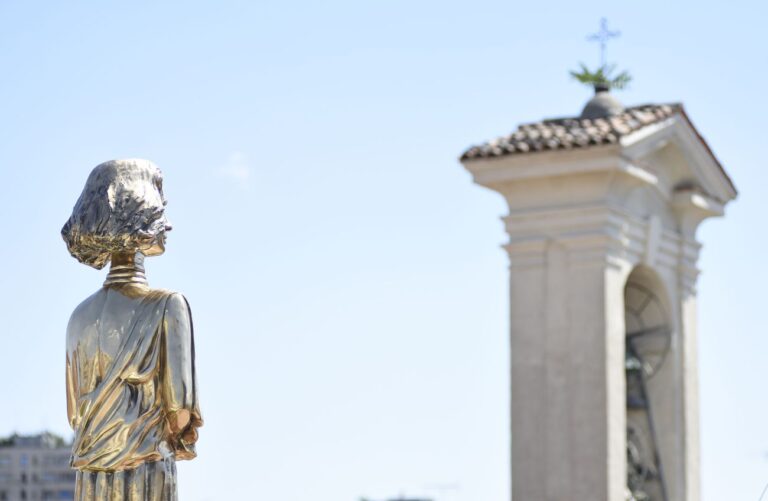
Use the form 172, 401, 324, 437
624, 266, 672, 501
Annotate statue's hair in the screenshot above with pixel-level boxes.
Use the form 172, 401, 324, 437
62, 159, 168, 269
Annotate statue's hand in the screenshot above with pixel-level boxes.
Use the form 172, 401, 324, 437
181, 426, 198, 446
167, 409, 191, 435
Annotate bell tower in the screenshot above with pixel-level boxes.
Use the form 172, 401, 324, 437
459, 89, 736, 500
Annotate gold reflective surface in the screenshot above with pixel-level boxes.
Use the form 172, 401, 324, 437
67, 253, 202, 501
63, 160, 201, 501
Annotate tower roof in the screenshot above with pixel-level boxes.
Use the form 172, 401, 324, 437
460, 102, 737, 202
461, 103, 679, 161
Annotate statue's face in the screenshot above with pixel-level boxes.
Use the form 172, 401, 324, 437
140, 174, 172, 257
141, 221, 172, 256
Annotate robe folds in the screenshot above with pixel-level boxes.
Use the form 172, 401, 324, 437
66, 287, 202, 501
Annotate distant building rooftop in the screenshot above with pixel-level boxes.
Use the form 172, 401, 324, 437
0, 433, 69, 449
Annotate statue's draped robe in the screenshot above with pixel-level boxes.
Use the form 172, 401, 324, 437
66, 288, 202, 501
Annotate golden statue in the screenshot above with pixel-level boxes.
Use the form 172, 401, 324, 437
62, 159, 202, 501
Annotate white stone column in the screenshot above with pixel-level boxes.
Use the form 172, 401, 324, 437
673, 193, 719, 501
679, 240, 703, 501
506, 224, 630, 501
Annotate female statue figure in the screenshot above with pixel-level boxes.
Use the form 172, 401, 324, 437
62, 159, 202, 501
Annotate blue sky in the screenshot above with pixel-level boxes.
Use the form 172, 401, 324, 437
0, 1, 765, 499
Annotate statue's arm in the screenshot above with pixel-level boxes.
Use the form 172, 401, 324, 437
65, 318, 78, 431
65, 352, 77, 430
162, 293, 202, 452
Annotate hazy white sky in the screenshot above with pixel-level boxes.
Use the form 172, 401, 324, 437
0, 1, 765, 500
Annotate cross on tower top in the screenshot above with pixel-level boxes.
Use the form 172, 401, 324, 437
587, 18, 621, 68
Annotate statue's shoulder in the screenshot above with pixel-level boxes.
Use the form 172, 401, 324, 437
77, 287, 108, 307
146, 290, 192, 334
68, 288, 108, 324
145, 288, 191, 314
66, 289, 108, 346
145, 288, 187, 302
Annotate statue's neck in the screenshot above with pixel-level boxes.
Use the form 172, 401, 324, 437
104, 252, 148, 287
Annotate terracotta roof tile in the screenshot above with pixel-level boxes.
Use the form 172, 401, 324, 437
460, 104, 680, 161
